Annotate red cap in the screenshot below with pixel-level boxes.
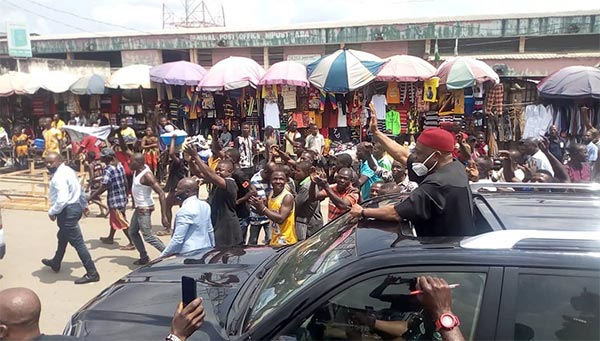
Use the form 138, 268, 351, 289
417, 128, 455, 152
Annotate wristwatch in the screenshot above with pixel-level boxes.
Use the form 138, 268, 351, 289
435, 312, 460, 331
166, 334, 182, 341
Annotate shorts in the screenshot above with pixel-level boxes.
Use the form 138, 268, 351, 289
109, 209, 129, 230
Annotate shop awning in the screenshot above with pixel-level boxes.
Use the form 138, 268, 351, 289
198, 56, 265, 91
0, 72, 32, 97
24, 71, 79, 94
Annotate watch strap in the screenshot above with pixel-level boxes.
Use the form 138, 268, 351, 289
166, 334, 182, 341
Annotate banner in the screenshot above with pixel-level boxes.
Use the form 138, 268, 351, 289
6, 23, 32, 58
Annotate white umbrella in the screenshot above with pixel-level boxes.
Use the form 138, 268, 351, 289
24, 71, 79, 94
0, 72, 32, 97
108, 64, 152, 89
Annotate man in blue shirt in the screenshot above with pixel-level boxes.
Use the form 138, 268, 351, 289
356, 142, 383, 201
161, 178, 214, 256
42, 152, 99, 284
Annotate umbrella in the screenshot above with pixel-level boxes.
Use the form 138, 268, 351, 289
0, 72, 32, 97
199, 57, 265, 91
70, 74, 106, 95
538, 66, 600, 99
375, 55, 436, 82
434, 57, 499, 90
108, 64, 152, 89
150, 61, 207, 86
259, 61, 308, 87
306, 49, 385, 93
24, 71, 79, 94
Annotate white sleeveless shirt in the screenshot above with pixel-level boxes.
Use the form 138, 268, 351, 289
132, 166, 154, 207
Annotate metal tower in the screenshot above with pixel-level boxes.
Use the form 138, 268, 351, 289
162, 0, 225, 29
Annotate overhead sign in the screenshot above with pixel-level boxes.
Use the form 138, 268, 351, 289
6, 23, 32, 58
287, 54, 321, 65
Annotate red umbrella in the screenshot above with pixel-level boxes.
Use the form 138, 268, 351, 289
375, 55, 436, 82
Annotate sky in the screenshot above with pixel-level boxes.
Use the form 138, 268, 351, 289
0, 0, 599, 35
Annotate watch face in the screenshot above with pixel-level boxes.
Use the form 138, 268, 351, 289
441, 314, 455, 328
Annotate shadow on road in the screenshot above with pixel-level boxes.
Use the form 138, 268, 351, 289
94, 255, 138, 271
31, 261, 82, 283
87, 238, 126, 251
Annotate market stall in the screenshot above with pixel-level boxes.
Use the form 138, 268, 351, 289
197, 56, 265, 139
306, 49, 386, 147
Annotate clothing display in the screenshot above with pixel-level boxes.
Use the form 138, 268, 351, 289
263, 102, 281, 129
385, 110, 401, 135
371, 94, 387, 120
423, 77, 439, 103
386, 82, 401, 104
523, 104, 553, 139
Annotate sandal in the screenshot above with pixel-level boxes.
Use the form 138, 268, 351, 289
120, 244, 136, 251
156, 229, 172, 236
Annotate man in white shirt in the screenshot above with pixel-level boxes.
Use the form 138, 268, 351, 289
284, 121, 301, 157
583, 129, 598, 163
305, 123, 324, 156
235, 123, 257, 180
161, 178, 215, 256
519, 138, 554, 176
41, 152, 99, 284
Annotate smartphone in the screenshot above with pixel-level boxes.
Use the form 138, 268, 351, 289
181, 276, 197, 306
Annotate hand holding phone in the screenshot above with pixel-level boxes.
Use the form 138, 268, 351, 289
182, 276, 197, 306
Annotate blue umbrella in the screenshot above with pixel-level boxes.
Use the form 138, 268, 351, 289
538, 66, 600, 99
70, 74, 106, 95
307, 49, 385, 93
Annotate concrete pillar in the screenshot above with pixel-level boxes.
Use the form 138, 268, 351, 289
425, 39, 431, 55
519, 36, 526, 53
263, 46, 269, 69
66, 52, 74, 60
189, 49, 198, 64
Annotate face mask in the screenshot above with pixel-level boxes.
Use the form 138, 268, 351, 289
47, 166, 58, 174
411, 152, 438, 177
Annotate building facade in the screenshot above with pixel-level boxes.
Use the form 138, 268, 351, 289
0, 10, 599, 77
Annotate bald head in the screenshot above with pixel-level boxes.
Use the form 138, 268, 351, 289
130, 153, 146, 171
0, 288, 41, 339
177, 177, 199, 192
44, 152, 62, 163
44, 152, 63, 172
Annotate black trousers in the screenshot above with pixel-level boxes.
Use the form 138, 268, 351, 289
52, 203, 98, 275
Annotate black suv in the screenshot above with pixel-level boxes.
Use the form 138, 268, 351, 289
65, 183, 600, 340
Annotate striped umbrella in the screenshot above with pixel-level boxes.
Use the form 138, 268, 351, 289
307, 49, 385, 93
435, 57, 499, 90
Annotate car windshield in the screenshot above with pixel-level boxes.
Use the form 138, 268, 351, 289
244, 214, 357, 331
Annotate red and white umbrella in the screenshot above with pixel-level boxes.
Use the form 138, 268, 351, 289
199, 57, 265, 91
0, 72, 31, 97
435, 57, 499, 89
375, 55, 436, 82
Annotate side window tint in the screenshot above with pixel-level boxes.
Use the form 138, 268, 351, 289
514, 274, 599, 340
292, 272, 486, 340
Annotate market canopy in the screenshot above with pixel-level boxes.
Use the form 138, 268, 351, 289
150, 61, 207, 86
434, 57, 500, 90
0, 72, 32, 97
259, 60, 308, 87
538, 66, 600, 100
62, 125, 116, 143
307, 49, 385, 93
70, 74, 106, 95
24, 71, 79, 94
375, 55, 436, 82
108, 64, 152, 89
199, 56, 265, 91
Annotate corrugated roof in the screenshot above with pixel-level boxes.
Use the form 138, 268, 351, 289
26, 9, 600, 41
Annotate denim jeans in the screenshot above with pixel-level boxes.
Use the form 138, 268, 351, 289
128, 208, 166, 259
248, 222, 271, 245
53, 203, 97, 275
239, 216, 250, 245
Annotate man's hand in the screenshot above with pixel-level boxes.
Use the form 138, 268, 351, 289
497, 150, 511, 160
415, 276, 453, 320
311, 174, 327, 188
171, 297, 205, 341
349, 203, 363, 218
538, 137, 550, 153
248, 196, 266, 213
83, 208, 90, 217
184, 144, 198, 158
48, 214, 56, 222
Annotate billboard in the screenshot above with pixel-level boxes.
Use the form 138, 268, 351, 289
6, 23, 32, 58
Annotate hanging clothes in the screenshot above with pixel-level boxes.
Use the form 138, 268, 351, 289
371, 94, 387, 120
386, 82, 401, 104
385, 109, 401, 135
423, 77, 439, 103
485, 84, 504, 115
263, 102, 281, 129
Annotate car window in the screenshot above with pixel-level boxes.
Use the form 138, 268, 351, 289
288, 271, 486, 340
245, 214, 357, 331
513, 273, 599, 340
